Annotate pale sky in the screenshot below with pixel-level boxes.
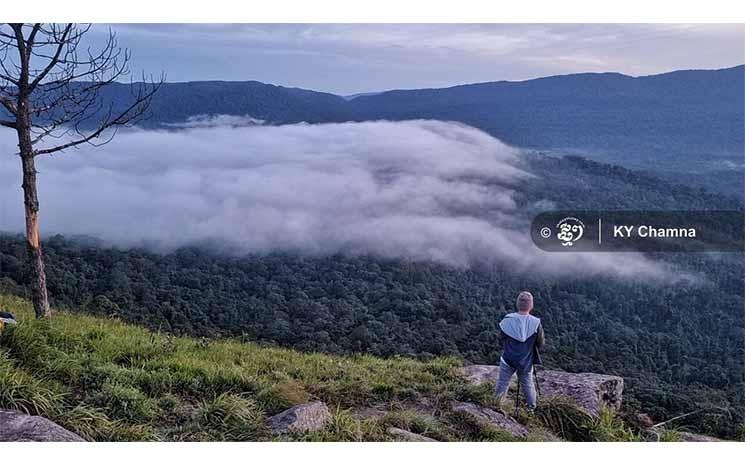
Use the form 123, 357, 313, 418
93, 24, 745, 95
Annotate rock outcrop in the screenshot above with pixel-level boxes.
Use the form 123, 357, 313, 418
451, 401, 529, 438
386, 427, 438, 442
459, 365, 624, 417
460, 364, 502, 385
268, 401, 331, 435
535, 370, 623, 416
0, 410, 84, 442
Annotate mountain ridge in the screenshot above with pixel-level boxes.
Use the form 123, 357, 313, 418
98, 64, 743, 195
9, 65, 742, 185
349, 64, 744, 95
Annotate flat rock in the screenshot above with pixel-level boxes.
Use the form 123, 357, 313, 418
0, 410, 84, 442
459, 365, 624, 416
460, 364, 501, 385
268, 401, 330, 435
536, 370, 623, 416
451, 401, 529, 438
387, 427, 437, 442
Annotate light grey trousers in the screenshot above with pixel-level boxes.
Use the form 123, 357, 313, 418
493, 358, 537, 408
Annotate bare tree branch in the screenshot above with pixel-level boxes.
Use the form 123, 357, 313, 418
0, 22, 163, 319
35, 79, 161, 155
0, 23, 164, 153
27, 24, 72, 93
0, 94, 16, 114
25, 23, 42, 51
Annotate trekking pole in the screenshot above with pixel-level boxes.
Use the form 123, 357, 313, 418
533, 347, 543, 401
514, 376, 520, 416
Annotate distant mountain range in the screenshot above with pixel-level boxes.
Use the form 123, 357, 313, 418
4, 65, 744, 196
102, 80, 351, 126
352, 67, 745, 168
142, 66, 743, 167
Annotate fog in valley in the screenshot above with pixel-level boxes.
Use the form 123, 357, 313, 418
0, 119, 680, 280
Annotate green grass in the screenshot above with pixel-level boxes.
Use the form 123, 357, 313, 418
303, 408, 386, 441
0, 294, 467, 441
589, 408, 640, 442
655, 428, 682, 442
534, 397, 641, 442
0, 294, 643, 442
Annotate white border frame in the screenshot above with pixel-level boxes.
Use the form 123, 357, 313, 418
2, 1, 743, 463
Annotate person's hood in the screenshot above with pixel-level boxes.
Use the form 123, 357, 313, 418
499, 312, 540, 342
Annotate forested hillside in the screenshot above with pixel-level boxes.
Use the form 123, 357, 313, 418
517, 154, 742, 210
351, 67, 745, 169
354, 66, 745, 198
1, 155, 743, 438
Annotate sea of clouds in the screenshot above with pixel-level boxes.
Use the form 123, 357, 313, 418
0, 119, 678, 280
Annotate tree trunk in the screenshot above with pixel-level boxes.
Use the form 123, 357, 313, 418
17, 106, 51, 319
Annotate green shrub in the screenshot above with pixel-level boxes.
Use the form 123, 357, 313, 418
56, 404, 114, 441
455, 381, 497, 407
87, 381, 159, 423
0, 355, 64, 416
535, 397, 595, 441
197, 393, 267, 441
53, 404, 161, 442
443, 410, 515, 441
589, 408, 639, 441
303, 408, 384, 441
656, 428, 682, 442
536, 399, 638, 442
256, 379, 311, 414
382, 409, 451, 441
105, 423, 161, 441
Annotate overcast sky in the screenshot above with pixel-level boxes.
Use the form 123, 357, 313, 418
94, 23, 745, 95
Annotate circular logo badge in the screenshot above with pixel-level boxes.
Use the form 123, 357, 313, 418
556, 217, 585, 247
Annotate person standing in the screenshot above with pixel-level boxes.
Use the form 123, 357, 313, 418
494, 291, 545, 410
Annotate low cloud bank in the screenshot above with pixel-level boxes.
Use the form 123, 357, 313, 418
0, 119, 677, 280
163, 114, 266, 129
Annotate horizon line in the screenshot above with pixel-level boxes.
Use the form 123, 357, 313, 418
108, 63, 745, 97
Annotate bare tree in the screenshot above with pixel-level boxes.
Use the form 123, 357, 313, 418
0, 23, 162, 318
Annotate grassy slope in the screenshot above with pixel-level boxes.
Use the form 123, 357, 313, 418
0, 294, 645, 441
